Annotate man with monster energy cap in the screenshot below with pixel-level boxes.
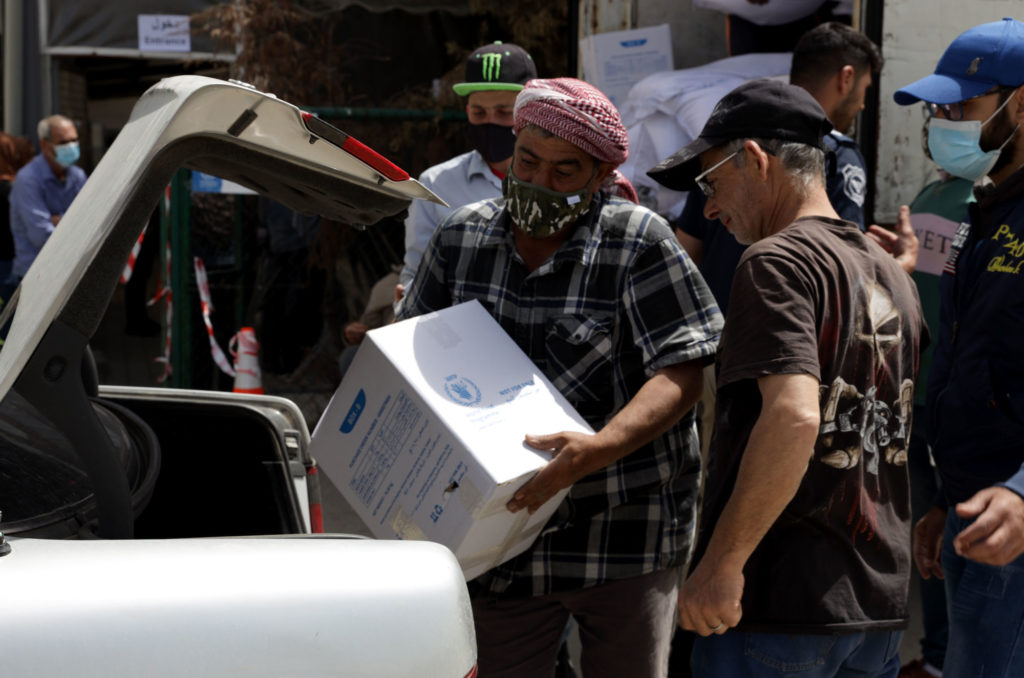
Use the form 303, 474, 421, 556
399, 41, 537, 292
397, 77, 722, 678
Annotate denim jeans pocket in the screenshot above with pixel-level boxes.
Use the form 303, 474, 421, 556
956, 557, 1014, 601
743, 633, 838, 672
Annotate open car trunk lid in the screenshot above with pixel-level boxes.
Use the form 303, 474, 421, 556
0, 75, 443, 538
0, 74, 442, 402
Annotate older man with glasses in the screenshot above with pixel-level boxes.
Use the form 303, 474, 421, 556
648, 79, 927, 677
894, 17, 1024, 678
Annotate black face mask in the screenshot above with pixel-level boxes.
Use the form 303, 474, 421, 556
465, 123, 515, 164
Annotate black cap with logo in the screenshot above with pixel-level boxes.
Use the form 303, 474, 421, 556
452, 41, 537, 96
647, 78, 833, 191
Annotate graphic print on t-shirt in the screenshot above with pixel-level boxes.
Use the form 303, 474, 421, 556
819, 280, 914, 473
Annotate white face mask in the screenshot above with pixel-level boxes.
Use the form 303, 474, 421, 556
927, 92, 1019, 181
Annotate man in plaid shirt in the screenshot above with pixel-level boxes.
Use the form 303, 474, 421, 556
397, 77, 722, 678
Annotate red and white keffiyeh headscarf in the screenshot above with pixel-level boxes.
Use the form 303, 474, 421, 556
513, 78, 638, 203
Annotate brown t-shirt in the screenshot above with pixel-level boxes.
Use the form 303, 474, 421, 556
700, 216, 927, 632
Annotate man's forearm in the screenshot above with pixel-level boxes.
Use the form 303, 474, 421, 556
511, 359, 706, 513
701, 373, 820, 570
585, 359, 704, 472
11, 197, 56, 248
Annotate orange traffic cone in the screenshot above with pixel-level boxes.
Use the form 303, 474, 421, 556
230, 326, 264, 394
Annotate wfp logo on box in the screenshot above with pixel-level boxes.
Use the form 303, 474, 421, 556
339, 389, 366, 433
444, 374, 481, 407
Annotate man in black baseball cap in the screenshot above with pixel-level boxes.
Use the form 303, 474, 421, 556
452, 41, 536, 96
648, 79, 833, 245
652, 78, 927, 676
399, 41, 537, 293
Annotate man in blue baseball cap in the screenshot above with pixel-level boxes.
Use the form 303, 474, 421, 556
894, 17, 1024, 678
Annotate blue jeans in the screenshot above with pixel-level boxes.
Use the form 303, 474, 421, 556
691, 629, 902, 677
908, 414, 948, 668
942, 511, 1024, 677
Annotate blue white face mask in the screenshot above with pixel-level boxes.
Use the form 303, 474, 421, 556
927, 93, 1018, 181
53, 141, 80, 168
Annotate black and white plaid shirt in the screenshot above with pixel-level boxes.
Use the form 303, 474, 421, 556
398, 192, 723, 597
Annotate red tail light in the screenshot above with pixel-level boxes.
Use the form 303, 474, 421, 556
300, 111, 410, 182
340, 136, 410, 182
306, 462, 324, 534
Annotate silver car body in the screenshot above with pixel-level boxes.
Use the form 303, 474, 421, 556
2, 537, 476, 678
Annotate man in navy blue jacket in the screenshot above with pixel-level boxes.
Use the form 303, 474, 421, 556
895, 18, 1024, 678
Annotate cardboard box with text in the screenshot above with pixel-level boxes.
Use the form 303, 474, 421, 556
311, 300, 593, 580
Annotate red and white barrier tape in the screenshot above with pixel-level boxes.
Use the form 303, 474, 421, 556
122, 183, 171, 285
119, 226, 147, 284
192, 256, 236, 378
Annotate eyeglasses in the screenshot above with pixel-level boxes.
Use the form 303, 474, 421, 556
923, 86, 1015, 121
694, 150, 739, 198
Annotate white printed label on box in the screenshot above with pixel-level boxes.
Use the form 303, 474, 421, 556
345, 388, 461, 527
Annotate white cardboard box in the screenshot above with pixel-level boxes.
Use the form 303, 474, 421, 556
311, 300, 593, 580
579, 24, 673, 107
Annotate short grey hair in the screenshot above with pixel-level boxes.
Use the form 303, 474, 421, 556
720, 137, 826, 194
37, 115, 73, 144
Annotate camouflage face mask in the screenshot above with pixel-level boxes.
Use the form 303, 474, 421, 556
503, 167, 595, 239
